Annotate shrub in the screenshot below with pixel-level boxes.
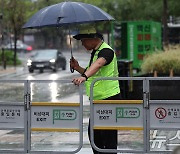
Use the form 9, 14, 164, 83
141, 46, 180, 74
0, 50, 21, 66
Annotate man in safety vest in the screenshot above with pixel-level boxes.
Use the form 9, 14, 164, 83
70, 27, 121, 154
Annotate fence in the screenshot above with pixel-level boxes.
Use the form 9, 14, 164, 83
0, 77, 180, 153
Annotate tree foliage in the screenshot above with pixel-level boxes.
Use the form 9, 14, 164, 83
1, 0, 180, 35
0, 0, 35, 66
0, 0, 180, 49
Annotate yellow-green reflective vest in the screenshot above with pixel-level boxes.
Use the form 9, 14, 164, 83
85, 42, 120, 100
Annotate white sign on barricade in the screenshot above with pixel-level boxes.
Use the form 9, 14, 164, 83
150, 102, 180, 129
0, 105, 24, 128
93, 100, 143, 130
31, 102, 80, 131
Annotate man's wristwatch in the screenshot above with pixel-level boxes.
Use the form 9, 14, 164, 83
81, 73, 88, 81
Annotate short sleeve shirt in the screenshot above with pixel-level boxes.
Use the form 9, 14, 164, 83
89, 48, 114, 67
98, 48, 114, 65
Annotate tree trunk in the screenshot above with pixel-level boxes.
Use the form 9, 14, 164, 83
13, 30, 17, 67
162, 0, 169, 48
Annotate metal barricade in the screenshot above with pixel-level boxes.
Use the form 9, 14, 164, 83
0, 80, 28, 153
0, 80, 83, 154
147, 77, 180, 153
89, 77, 180, 153
0, 78, 180, 153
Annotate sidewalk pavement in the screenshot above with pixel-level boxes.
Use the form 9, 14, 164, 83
0, 66, 24, 77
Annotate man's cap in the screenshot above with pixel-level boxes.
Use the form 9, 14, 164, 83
73, 27, 103, 40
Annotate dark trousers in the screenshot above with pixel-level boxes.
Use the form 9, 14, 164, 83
88, 93, 121, 154
88, 126, 117, 154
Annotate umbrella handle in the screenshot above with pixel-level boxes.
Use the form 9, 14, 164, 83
70, 56, 74, 73
69, 29, 74, 73
70, 67, 74, 73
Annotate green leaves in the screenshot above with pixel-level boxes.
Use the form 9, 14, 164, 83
0, 50, 21, 65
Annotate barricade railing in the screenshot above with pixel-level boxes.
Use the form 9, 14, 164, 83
0, 80, 83, 154
0, 80, 28, 153
147, 77, 180, 153
90, 77, 180, 153
28, 80, 83, 154
0, 78, 180, 153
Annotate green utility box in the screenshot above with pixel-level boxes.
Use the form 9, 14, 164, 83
121, 21, 162, 69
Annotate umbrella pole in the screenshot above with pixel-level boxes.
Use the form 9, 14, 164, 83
69, 29, 74, 73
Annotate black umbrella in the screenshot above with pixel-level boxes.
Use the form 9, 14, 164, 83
23, 1, 115, 72
23, 1, 114, 28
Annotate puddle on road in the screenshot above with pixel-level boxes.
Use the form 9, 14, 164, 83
31, 82, 80, 102
0, 83, 24, 102
0, 81, 82, 103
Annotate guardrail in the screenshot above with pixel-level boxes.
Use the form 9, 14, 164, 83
0, 78, 180, 153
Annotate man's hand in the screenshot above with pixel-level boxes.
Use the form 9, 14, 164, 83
70, 56, 86, 74
70, 56, 79, 71
72, 76, 86, 86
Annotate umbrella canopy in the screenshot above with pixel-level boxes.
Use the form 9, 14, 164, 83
23, 1, 114, 29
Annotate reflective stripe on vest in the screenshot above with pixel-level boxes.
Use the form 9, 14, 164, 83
85, 42, 120, 100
